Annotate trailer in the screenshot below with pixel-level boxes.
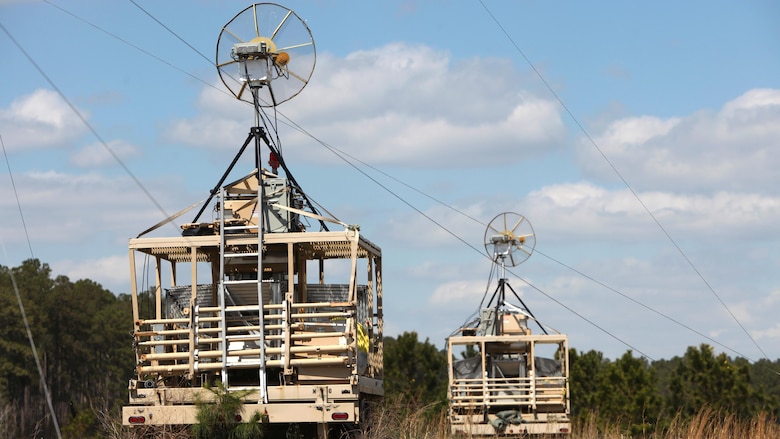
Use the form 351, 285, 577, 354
122, 4, 383, 437
122, 172, 384, 437
446, 213, 571, 436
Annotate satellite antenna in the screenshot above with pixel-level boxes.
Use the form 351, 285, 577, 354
483, 212, 547, 334
484, 211, 536, 274
192, 3, 318, 225
195, 3, 317, 401
216, 2, 316, 109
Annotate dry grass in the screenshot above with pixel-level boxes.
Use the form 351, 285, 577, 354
657, 408, 779, 439
94, 403, 779, 438
569, 407, 779, 439
0, 403, 20, 438
357, 404, 779, 439
358, 399, 449, 439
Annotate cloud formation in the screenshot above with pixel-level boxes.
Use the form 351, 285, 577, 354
579, 88, 780, 194
0, 89, 87, 151
70, 139, 140, 168
171, 43, 567, 168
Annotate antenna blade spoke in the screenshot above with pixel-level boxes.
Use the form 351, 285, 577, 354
271, 10, 293, 40
224, 28, 245, 43
285, 68, 308, 83
268, 84, 279, 107
253, 4, 260, 38
217, 59, 238, 69
236, 81, 248, 100
487, 222, 503, 235
277, 41, 314, 51
510, 216, 525, 232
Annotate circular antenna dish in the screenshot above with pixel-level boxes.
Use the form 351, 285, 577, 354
216, 3, 316, 107
484, 212, 536, 267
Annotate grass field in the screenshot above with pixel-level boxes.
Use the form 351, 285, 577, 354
358, 404, 779, 439
105, 403, 779, 438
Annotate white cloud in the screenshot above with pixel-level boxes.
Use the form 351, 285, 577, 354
430, 279, 489, 305
722, 88, 780, 117
0, 170, 187, 246
0, 89, 87, 150
384, 202, 486, 249
172, 43, 566, 168
52, 255, 129, 292
70, 139, 140, 167
164, 83, 250, 149
579, 88, 780, 194
375, 172, 780, 301
752, 323, 780, 342
595, 115, 680, 153
525, 182, 780, 242
732, 288, 780, 331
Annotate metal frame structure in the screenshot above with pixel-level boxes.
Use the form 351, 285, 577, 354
123, 5, 381, 437
447, 212, 570, 436
122, 172, 384, 438
447, 329, 570, 436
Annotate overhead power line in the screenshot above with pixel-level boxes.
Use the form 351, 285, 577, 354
127, 0, 765, 361
476, 0, 769, 361
0, 103, 61, 439
23, 1, 768, 364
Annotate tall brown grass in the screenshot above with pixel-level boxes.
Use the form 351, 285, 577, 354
656, 407, 779, 439
357, 403, 779, 439
100, 403, 778, 438
357, 398, 449, 439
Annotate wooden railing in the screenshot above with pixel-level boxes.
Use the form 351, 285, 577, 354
450, 376, 567, 409
134, 301, 356, 375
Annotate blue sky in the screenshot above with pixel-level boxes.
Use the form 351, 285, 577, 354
1, 0, 779, 362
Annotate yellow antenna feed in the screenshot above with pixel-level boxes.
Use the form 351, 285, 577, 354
275, 51, 290, 66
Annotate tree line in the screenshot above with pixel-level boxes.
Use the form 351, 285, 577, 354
1, 259, 778, 437
1, 259, 136, 437
567, 346, 779, 435
383, 334, 780, 435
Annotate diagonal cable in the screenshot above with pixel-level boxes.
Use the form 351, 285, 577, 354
29, 0, 768, 363
1, 136, 61, 438
0, 20, 173, 226
128, 0, 213, 65
1, 134, 34, 258
477, 0, 769, 360
42, 0, 232, 99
